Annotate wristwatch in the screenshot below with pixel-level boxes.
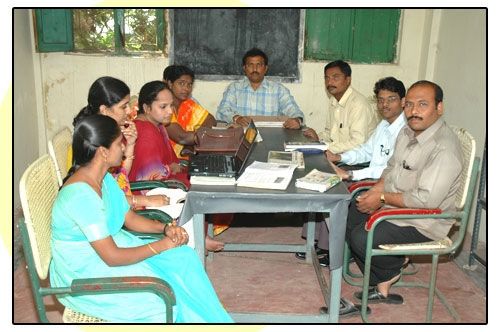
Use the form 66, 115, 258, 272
380, 193, 386, 205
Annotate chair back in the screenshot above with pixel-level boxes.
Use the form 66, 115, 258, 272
449, 125, 476, 210
19, 155, 59, 280
48, 127, 72, 186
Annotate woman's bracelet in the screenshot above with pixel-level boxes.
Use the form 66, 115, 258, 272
147, 243, 159, 255
163, 223, 169, 235
132, 195, 138, 208
124, 155, 135, 161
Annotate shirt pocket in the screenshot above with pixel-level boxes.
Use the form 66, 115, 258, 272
395, 168, 419, 192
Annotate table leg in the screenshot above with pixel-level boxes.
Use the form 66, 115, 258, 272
193, 213, 205, 266
306, 212, 316, 263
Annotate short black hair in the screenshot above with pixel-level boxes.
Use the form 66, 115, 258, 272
324, 60, 351, 77
242, 48, 268, 66
374, 77, 406, 99
163, 65, 195, 83
408, 80, 444, 104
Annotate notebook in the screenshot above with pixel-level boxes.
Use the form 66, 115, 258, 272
188, 120, 258, 178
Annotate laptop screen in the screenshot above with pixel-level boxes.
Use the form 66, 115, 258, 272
235, 120, 257, 164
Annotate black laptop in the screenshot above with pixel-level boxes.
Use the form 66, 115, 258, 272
189, 121, 258, 178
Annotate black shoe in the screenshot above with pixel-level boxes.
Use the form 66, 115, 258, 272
295, 247, 329, 260
354, 287, 404, 304
319, 298, 371, 317
319, 254, 329, 267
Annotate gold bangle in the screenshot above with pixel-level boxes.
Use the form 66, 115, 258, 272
147, 243, 159, 255
132, 195, 138, 207
124, 155, 135, 160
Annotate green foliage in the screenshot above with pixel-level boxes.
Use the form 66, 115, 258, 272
73, 9, 160, 53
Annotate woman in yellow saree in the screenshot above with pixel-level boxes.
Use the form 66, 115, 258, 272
164, 65, 232, 237
163, 65, 216, 159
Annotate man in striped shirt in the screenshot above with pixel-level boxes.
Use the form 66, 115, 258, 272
216, 48, 304, 129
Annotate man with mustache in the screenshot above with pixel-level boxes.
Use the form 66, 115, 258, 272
302, 60, 378, 153
342, 80, 463, 307
217, 48, 304, 129
296, 77, 407, 267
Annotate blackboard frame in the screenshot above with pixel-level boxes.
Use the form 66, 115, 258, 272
168, 9, 305, 83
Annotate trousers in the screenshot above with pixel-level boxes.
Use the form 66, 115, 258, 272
345, 202, 431, 285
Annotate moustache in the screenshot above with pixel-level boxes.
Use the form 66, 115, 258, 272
407, 115, 423, 121
327, 85, 337, 90
251, 72, 259, 75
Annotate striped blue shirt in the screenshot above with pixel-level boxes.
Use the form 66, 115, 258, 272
216, 77, 304, 123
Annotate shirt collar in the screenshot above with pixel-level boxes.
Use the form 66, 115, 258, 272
386, 112, 406, 135
243, 76, 269, 91
330, 86, 353, 107
403, 117, 445, 145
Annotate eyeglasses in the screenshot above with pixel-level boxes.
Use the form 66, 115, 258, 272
324, 74, 345, 82
377, 96, 400, 105
380, 145, 390, 156
245, 63, 265, 69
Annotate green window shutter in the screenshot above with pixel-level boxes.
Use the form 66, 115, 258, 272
35, 9, 73, 52
305, 9, 354, 60
351, 9, 400, 63
156, 9, 166, 51
305, 9, 400, 63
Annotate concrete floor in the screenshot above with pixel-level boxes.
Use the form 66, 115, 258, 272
13, 213, 486, 324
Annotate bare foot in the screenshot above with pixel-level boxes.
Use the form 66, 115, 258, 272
205, 236, 224, 252
377, 273, 401, 297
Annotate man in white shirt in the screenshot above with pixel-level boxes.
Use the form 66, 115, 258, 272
302, 60, 379, 153
296, 77, 406, 268
329, 77, 407, 181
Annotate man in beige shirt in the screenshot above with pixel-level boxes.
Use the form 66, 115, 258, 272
346, 80, 463, 306
303, 60, 379, 153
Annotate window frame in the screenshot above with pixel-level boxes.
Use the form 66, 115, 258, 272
34, 8, 166, 55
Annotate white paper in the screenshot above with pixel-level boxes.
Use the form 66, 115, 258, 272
145, 187, 187, 219
236, 161, 296, 190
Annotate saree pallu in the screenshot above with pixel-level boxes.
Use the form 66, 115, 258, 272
130, 119, 190, 188
170, 99, 211, 159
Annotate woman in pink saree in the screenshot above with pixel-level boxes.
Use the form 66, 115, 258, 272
128, 81, 189, 188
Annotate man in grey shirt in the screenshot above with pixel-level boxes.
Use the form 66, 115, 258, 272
346, 80, 463, 305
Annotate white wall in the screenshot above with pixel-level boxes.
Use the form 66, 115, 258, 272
13, 9, 39, 212
432, 9, 486, 242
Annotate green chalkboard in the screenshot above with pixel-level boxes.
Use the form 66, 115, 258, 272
171, 9, 301, 80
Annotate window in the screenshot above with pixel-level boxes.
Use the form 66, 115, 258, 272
305, 9, 401, 63
34, 9, 165, 54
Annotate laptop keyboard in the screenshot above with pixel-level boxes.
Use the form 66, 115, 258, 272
207, 155, 227, 173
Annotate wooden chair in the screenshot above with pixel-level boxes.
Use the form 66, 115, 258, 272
342, 126, 479, 322
18, 155, 176, 322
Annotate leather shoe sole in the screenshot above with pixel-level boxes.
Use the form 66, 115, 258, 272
295, 248, 329, 260
354, 287, 404, 304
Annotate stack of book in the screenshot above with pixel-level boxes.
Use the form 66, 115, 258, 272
267, 150, 305, 169
284, 141, 328, 152
295, 169, 342, 192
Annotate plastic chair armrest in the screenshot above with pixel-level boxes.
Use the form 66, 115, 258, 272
130, 180, 188, 192
348, 181, 378, 193
365, 208, 443, 231
135, 209, 173, 224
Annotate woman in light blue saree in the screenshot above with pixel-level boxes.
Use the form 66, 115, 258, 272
50, 114, 233, 323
